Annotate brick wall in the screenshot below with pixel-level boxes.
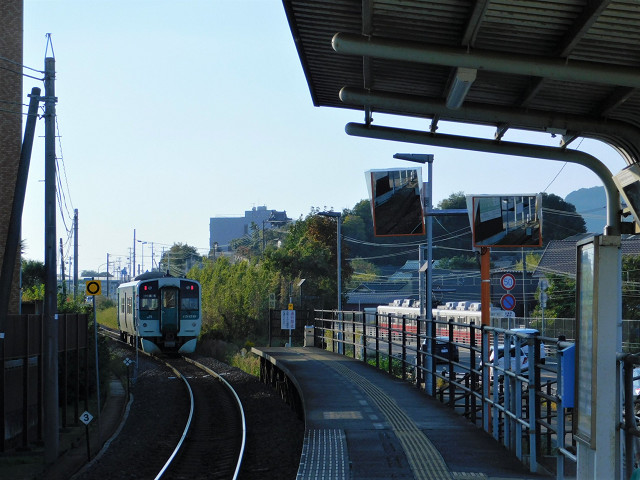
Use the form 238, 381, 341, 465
0, 0, 24, 313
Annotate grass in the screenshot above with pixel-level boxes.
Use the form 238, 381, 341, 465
97, 306, 117, 329
229, 349, 260, 377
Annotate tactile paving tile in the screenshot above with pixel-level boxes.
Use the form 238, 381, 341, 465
297, 428, 349, 479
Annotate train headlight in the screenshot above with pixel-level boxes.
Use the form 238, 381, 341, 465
192, 322, 197, 327
142, 323, 147, 328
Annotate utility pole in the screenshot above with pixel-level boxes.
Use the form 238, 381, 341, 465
132, 229, 136, 279
59, 238, 65, 296
106, 253, 110, 299
73, 209, 78, 299
43, 55, 59, 464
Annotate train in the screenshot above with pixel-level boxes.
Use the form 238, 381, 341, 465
372, 299, 514, 343
117, 272, 202, 354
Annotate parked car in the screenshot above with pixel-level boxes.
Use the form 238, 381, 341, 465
488, 343, 529, 375
487, 328, 546, 378
509, 328, 546, 364
421, 336, 460, 364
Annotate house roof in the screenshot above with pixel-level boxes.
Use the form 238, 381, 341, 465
535, 234, 640, 277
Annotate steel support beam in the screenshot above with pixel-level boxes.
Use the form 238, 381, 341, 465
332, 33, 640, 89
339, 87, 640, 165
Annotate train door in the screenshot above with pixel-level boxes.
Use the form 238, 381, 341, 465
160, 287, 179, 334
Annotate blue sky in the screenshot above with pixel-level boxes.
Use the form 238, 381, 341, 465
20, 0, 623, 274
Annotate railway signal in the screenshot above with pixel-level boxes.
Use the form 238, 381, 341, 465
85, 280, 102, 296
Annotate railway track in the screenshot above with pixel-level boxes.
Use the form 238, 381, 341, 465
99, 326, 247, 479
157, 356, 246, 480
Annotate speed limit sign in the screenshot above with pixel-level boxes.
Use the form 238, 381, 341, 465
500, 273, 516, 291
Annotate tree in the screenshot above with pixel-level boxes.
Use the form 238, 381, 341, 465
433, 191, 473, 261
348, 258, 380, 286
540, 193, 587, 243
437, 255, 478, 270
22, 259, 45, 290
622, 255, 640, 320
531, 273, 576, 319
158, 243, 202, 277
263, 212, 353, 310
190, 256, 281, 342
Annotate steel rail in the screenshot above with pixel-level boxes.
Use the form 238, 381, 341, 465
183, 357, 247, 480
154, 361, 195, 480
99, 326, 246, 479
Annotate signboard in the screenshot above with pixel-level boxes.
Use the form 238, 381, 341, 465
85, 280, 102, 296
281, 310, 296, 330
500, 293, 516, 311
467, 194, 543, 248
500, 273, 516, 291
79, 411, 94, 425
269, 293, 276, 309
575, 239, 596, 448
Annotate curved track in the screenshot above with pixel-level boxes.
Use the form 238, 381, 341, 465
100, 326, 246, 479
156, 357, 246, 480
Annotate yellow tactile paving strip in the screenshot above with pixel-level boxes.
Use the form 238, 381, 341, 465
308, 352, 453, 480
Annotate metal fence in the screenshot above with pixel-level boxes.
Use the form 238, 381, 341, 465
311, 309, 640, 479
1, 313, 89, 451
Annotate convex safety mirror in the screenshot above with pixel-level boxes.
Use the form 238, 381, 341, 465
365, 168, 425, 236
467, 194, 543, 247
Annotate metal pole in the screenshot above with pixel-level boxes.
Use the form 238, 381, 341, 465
92, 294, 101, 442
43, 56, 59, 464
425, 159, 434, 395
106, 253, 109, 299
0, 87, 40, 318
73, 209, 78, 299
132, 229, 136, 279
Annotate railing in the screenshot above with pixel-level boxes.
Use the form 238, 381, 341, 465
313, 309, 581, 478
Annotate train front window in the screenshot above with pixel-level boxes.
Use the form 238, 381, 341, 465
139, 281, 159, 315
140, 296, 158, 311
180, 281, 199, 311
163, 290, 176, 308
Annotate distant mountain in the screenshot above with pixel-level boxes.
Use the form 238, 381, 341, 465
564, 186, 606, 234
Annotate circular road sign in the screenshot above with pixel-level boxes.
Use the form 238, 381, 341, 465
85, 280, 102, 296
500, 273, 516, 291
501, 293, 516, 311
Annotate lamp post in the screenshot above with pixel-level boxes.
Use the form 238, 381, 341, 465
317, 211, 342, 312
393, 153, 434, 394
137, 240, 147, 274
318, 211, 343, 354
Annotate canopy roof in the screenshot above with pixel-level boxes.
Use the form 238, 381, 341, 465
282, 0, 640, 165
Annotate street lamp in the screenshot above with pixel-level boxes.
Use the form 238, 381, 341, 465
137, 240, 147, 274
317, 211, 342, 312
318, 210, 342, 354
393, 153, 434, 393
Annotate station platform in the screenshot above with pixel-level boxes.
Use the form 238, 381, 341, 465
252, 346, 554, 480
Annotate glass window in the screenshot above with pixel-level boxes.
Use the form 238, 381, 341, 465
163, 290, 176, 308
140, 296, 158, 311
181, 297, 198, 310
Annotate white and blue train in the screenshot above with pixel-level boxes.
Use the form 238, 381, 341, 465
117, 273, 201, 354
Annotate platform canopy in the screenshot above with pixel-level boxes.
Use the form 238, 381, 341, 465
282, 0, 640, 165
